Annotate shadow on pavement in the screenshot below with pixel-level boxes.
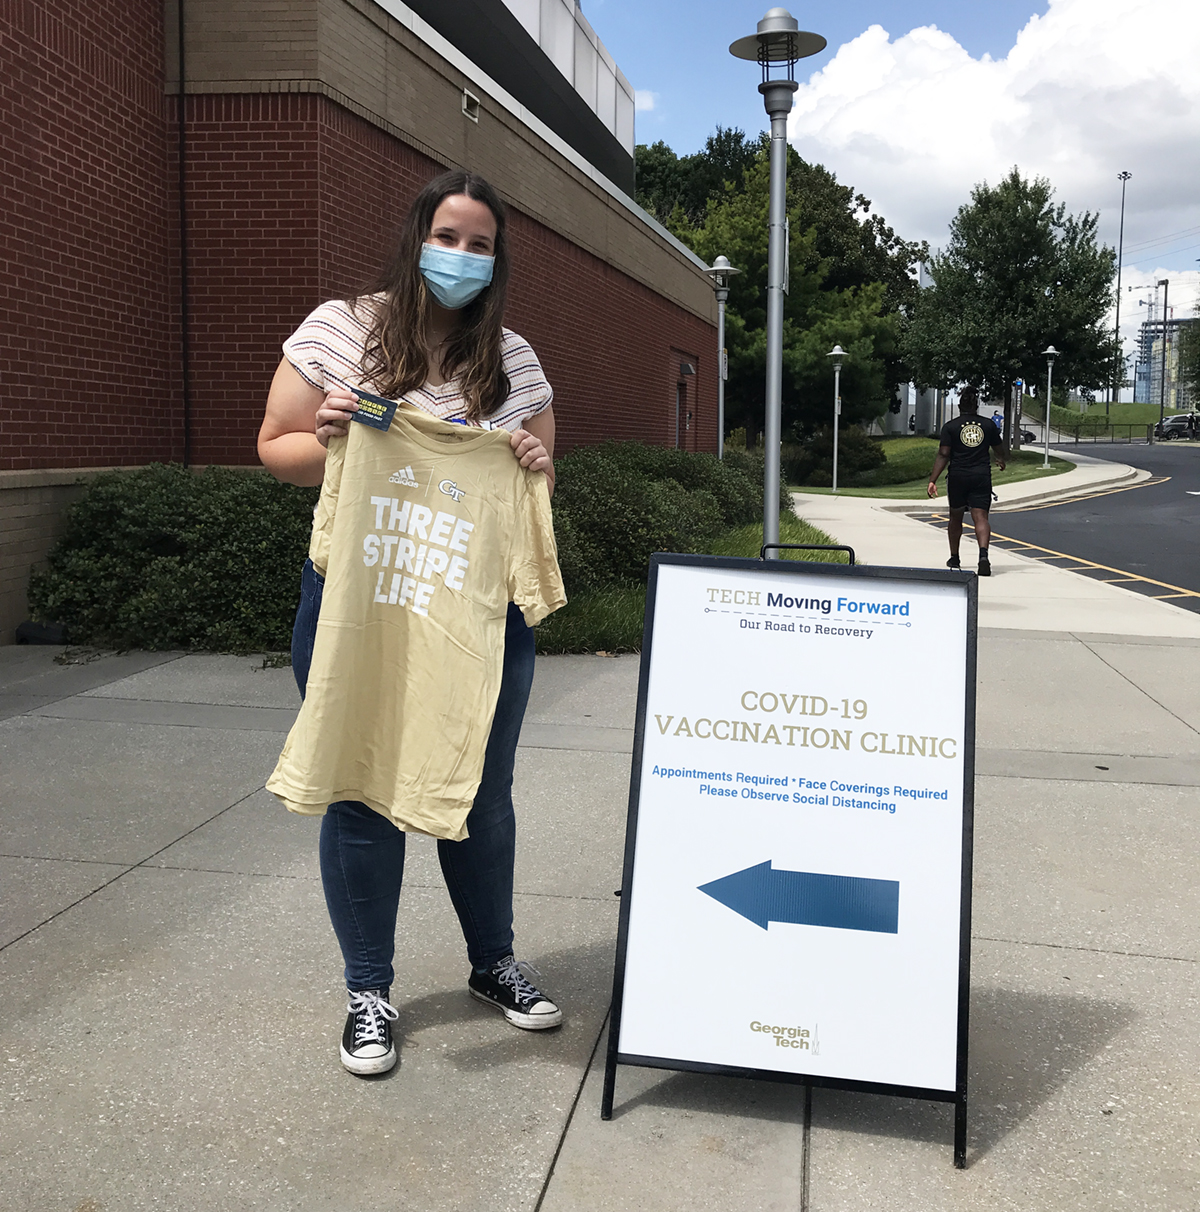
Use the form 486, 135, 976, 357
607, 1065, 808, 1126
394, 938, 616, 1072
810, 983, 1136, 1162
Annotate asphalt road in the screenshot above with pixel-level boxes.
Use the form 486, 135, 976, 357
994, 441, 1200, 598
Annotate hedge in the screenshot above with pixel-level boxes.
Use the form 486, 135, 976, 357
28, 444, 807, 653
28, 465, 318, 652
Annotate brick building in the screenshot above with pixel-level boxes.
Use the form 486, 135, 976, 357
0, 0, 717, 640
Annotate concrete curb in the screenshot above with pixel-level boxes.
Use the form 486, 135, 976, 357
792, 455, 1145, 516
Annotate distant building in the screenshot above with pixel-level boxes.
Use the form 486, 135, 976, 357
1139, 318, 1196, 411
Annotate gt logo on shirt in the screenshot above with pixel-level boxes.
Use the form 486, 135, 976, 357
439, 479, 466, 502
960, 421, 985, 448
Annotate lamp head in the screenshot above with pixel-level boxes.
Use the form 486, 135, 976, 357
827, 344, 846, 369
1043, 345, 1059, 363
1118, 171, 1132, 182
730, 8, 826, 84
703, 255, 743, 291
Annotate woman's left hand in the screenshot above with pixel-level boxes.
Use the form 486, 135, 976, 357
510, 428, 551, 474
509, 405, 555, 495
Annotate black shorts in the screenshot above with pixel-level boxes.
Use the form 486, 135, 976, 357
947, 474, 992, 510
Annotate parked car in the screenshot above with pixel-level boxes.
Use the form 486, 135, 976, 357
1154, 415, 1197, 440
1018, 429, 1037, 444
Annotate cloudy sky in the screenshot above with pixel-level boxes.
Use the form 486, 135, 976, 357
588, 0, 1200, 362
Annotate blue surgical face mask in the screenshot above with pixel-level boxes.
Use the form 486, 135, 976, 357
419, 243, 494, 310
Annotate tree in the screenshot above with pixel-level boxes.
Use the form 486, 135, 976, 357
665, 138, 924, 440
903, 169, 1118, 410
1178, 309, 1200, 404
635, 127, 759, 226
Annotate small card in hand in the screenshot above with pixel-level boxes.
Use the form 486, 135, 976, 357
349, 389, 398, 431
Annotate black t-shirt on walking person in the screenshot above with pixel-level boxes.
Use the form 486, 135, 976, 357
939, 413, 1002, 477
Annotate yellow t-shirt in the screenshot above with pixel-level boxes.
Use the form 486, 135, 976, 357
266, 406, 566, 840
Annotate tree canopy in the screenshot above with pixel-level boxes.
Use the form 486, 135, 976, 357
1178, 309, 1200, 403
635, 127, 759, 226
639, 131, 925, 440
902, 169, 1118, 401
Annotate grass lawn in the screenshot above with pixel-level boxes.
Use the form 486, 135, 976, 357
1079, 402, 1191, 426
793, 438, 1074, 499
535, 511, 843, 654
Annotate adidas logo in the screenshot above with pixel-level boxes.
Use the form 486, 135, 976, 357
389, 465, 419, 487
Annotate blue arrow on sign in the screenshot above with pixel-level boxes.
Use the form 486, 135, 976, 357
698, 861, 899, 933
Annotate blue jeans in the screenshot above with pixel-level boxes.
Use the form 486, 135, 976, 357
291, 559, 535, 991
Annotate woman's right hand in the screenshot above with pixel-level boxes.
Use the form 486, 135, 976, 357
316, 388, 360, 448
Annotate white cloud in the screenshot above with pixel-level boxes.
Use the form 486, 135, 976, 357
789, 0, 1200, 316
634, 89, 658, 112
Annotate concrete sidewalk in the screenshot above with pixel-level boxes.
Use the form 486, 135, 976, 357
792, 454, 1200, 640
1, 534, 1198, 1209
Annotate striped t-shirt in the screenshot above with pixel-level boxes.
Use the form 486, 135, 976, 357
282, 295, 553, 432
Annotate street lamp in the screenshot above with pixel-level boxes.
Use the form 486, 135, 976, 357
703, 255, 742, 460
730, 8, 826, 557
1115, 169, 1129, 416
1042, 345, 1059, 468
827, 345, 846, 493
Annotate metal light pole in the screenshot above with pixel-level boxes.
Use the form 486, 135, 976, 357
703, 255, 742, 460
827, 345, 845, 492
1158, 277, 1170, 437
731, 9, 825, 557
1042, 345, 1059, 468
1110, 171, 1131, 414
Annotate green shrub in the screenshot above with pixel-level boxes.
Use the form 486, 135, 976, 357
537, 512, 847, 654
792, 426, 886, 487
551, 441, 780, 593
28, 465, 319, 652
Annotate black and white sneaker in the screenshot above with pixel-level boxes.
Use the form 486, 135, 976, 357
469, 955, 563, 1030
340, 988, 399, 1075
946, 555, 961, 569
978, 552, 991, 577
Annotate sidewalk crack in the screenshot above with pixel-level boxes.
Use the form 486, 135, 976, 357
1073, 635, 1200, 739
533, 1006, 611, 1212
0, 783, 264, 955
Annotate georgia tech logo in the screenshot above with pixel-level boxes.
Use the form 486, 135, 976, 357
439, 479, 466, 503
960, 421, 985, 448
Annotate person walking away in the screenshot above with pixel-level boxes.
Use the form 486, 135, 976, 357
926, 386, 1005, 575
257, 169, 562, 1078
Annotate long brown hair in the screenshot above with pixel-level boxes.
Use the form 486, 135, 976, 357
354, 170, 511, 418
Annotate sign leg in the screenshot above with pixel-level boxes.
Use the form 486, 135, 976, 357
954, 1095, 967, 1169
601, 1057, 616, 1120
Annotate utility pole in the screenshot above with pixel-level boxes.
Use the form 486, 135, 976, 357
1111, 171, 1131, 414
1158, 278, 1170, 438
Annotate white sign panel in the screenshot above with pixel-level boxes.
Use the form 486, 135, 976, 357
612, 557, 972, 1096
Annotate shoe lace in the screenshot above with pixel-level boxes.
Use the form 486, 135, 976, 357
348, 989, 399, 1046
494, 956, 544, 1002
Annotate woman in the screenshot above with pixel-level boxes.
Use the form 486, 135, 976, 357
258, 170, 561, 1077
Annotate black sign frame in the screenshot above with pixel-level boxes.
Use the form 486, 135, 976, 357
601, 553, 978, 1169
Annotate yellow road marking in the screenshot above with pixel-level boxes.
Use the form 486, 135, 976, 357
988, 530, 1200, 598
999, 475, 1170, 512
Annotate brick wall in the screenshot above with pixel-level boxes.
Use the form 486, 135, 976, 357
1, 1, 716, 472
180, 93, 716, 466
0, 0, 178, 471
175, 93, 322, 466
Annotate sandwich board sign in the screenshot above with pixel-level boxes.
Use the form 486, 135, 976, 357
602, 553, 976, 1168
